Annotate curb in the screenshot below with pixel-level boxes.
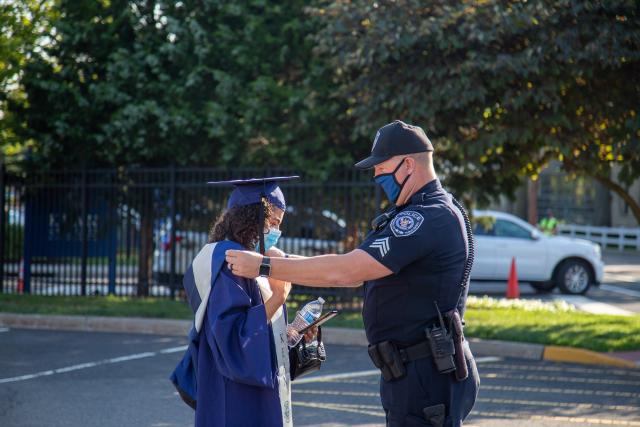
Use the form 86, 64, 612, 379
1, 313, 637, 369
543, 345, 638, 369
0, 313, 191, 336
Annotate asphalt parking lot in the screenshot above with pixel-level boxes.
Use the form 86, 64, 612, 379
1, 328, 639, 427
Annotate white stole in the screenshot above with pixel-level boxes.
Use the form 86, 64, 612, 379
256, 277, 293, 427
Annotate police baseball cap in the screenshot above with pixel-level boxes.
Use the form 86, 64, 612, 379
354, 120, 434, 169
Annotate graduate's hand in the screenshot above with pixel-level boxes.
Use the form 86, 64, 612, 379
268, 277, 291, 302
265, 246, 285, 258
303, 326, 318, 343
286, 325, 317, 344
225, 249, 261, 278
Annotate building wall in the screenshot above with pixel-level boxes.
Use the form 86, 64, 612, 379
487, 163, 639, 228
610, 165, 640, 228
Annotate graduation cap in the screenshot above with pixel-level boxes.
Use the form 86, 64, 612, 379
207, 176, 300, 254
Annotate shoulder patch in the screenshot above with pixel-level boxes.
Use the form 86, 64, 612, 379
390, 211, 424, 237
370, 237, 390, 257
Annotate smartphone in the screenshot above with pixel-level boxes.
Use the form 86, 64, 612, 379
296, 310, 339, 335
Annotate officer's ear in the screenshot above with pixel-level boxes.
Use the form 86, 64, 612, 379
404, 156, 416, 175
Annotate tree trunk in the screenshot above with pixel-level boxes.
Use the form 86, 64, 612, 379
527, 178, 539, 226
592, 175, 640, 226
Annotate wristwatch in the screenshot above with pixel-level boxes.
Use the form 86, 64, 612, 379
259, 256, 271, 277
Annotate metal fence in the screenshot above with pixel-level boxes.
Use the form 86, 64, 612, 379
558, 224, 640, 251
0, 166, 382, 311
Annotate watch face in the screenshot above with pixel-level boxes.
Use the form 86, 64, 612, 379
259, 263, 271, 277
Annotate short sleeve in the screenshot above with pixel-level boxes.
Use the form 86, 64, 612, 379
358, 209, 434, 274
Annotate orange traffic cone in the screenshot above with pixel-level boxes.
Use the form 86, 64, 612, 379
17, 258, 24, 294
506, 257, 520, 299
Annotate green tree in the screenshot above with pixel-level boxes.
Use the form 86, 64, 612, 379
4, 0, 355, 295
6, 0, 352, 176
311, 0, 640, 222
0, 0, 53, 170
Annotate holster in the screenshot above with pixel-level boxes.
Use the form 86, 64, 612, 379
367, 341, 407, 381
444, 309, 468, 381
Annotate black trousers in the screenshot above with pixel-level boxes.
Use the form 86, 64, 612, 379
380, 341, 480, 427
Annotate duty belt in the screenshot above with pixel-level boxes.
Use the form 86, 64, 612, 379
397, 340, 432, 363
367, 339, 432, 382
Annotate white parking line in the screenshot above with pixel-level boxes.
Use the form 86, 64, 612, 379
552, 295, 633, 316
0, 344, 187, 384
0, 328, 9, 333
600, 284, 640, 298
293, 357, 501, 385
294, 369, 380, 384
293, 401, 384, 418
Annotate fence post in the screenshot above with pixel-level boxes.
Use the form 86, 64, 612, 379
374, 185, 382, 216
81, 169, 88, 296
618, 228, 624, 251
169, 165, 177, 298
0, 162, 5, 293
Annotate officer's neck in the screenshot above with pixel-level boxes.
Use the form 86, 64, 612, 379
396, 170, 438, 206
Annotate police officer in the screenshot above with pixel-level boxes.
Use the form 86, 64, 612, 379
227, 120, 480, 426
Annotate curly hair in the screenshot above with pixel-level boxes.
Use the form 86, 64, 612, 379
209, 200, 273, 249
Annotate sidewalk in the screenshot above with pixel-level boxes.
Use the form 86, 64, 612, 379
602, 249, 640, 266
1, 312, 638, 369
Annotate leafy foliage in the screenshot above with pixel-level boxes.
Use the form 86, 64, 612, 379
5, 0, 353, 176
0, 0, 54, 170
2, 0, 639, 220
310, 0, 640, 214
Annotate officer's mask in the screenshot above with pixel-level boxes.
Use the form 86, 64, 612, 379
373, 157, 411, 204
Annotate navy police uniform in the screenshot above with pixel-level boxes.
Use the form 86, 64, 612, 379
359, 179, 480, 426
355, 121, 479, 427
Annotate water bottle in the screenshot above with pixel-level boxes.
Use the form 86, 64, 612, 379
288, 297, 324, 347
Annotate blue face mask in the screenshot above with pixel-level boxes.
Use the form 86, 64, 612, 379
374, 158, 410, 204
256, 228, 282, 253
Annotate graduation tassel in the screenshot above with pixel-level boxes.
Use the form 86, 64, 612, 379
259, 194, 266, 255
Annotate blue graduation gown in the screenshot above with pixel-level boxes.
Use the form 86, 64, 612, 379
195, 264, 284, 427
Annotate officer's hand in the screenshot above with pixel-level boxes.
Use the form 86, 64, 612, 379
225, 249, 262, 278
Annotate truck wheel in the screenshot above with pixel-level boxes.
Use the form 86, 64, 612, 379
556, 260, 592, 295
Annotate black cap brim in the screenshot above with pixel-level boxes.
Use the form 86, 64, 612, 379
354, 155, 393, 170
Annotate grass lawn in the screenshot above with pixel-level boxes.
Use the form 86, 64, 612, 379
0, 294, 193, 320
2, 294, 639, 353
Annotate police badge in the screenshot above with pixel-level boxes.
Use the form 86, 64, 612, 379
390, 211, 424, 237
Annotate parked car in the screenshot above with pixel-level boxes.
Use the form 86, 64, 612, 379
279, 206, 346, 256
152, 208, 347, 286
471, 210, 604, 294
153, 227, 209, 287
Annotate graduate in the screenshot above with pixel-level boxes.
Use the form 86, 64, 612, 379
175, 176, 303, 427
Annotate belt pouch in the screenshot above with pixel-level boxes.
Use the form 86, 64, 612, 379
367, 344, 394, 381
377, 341, 406, 380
